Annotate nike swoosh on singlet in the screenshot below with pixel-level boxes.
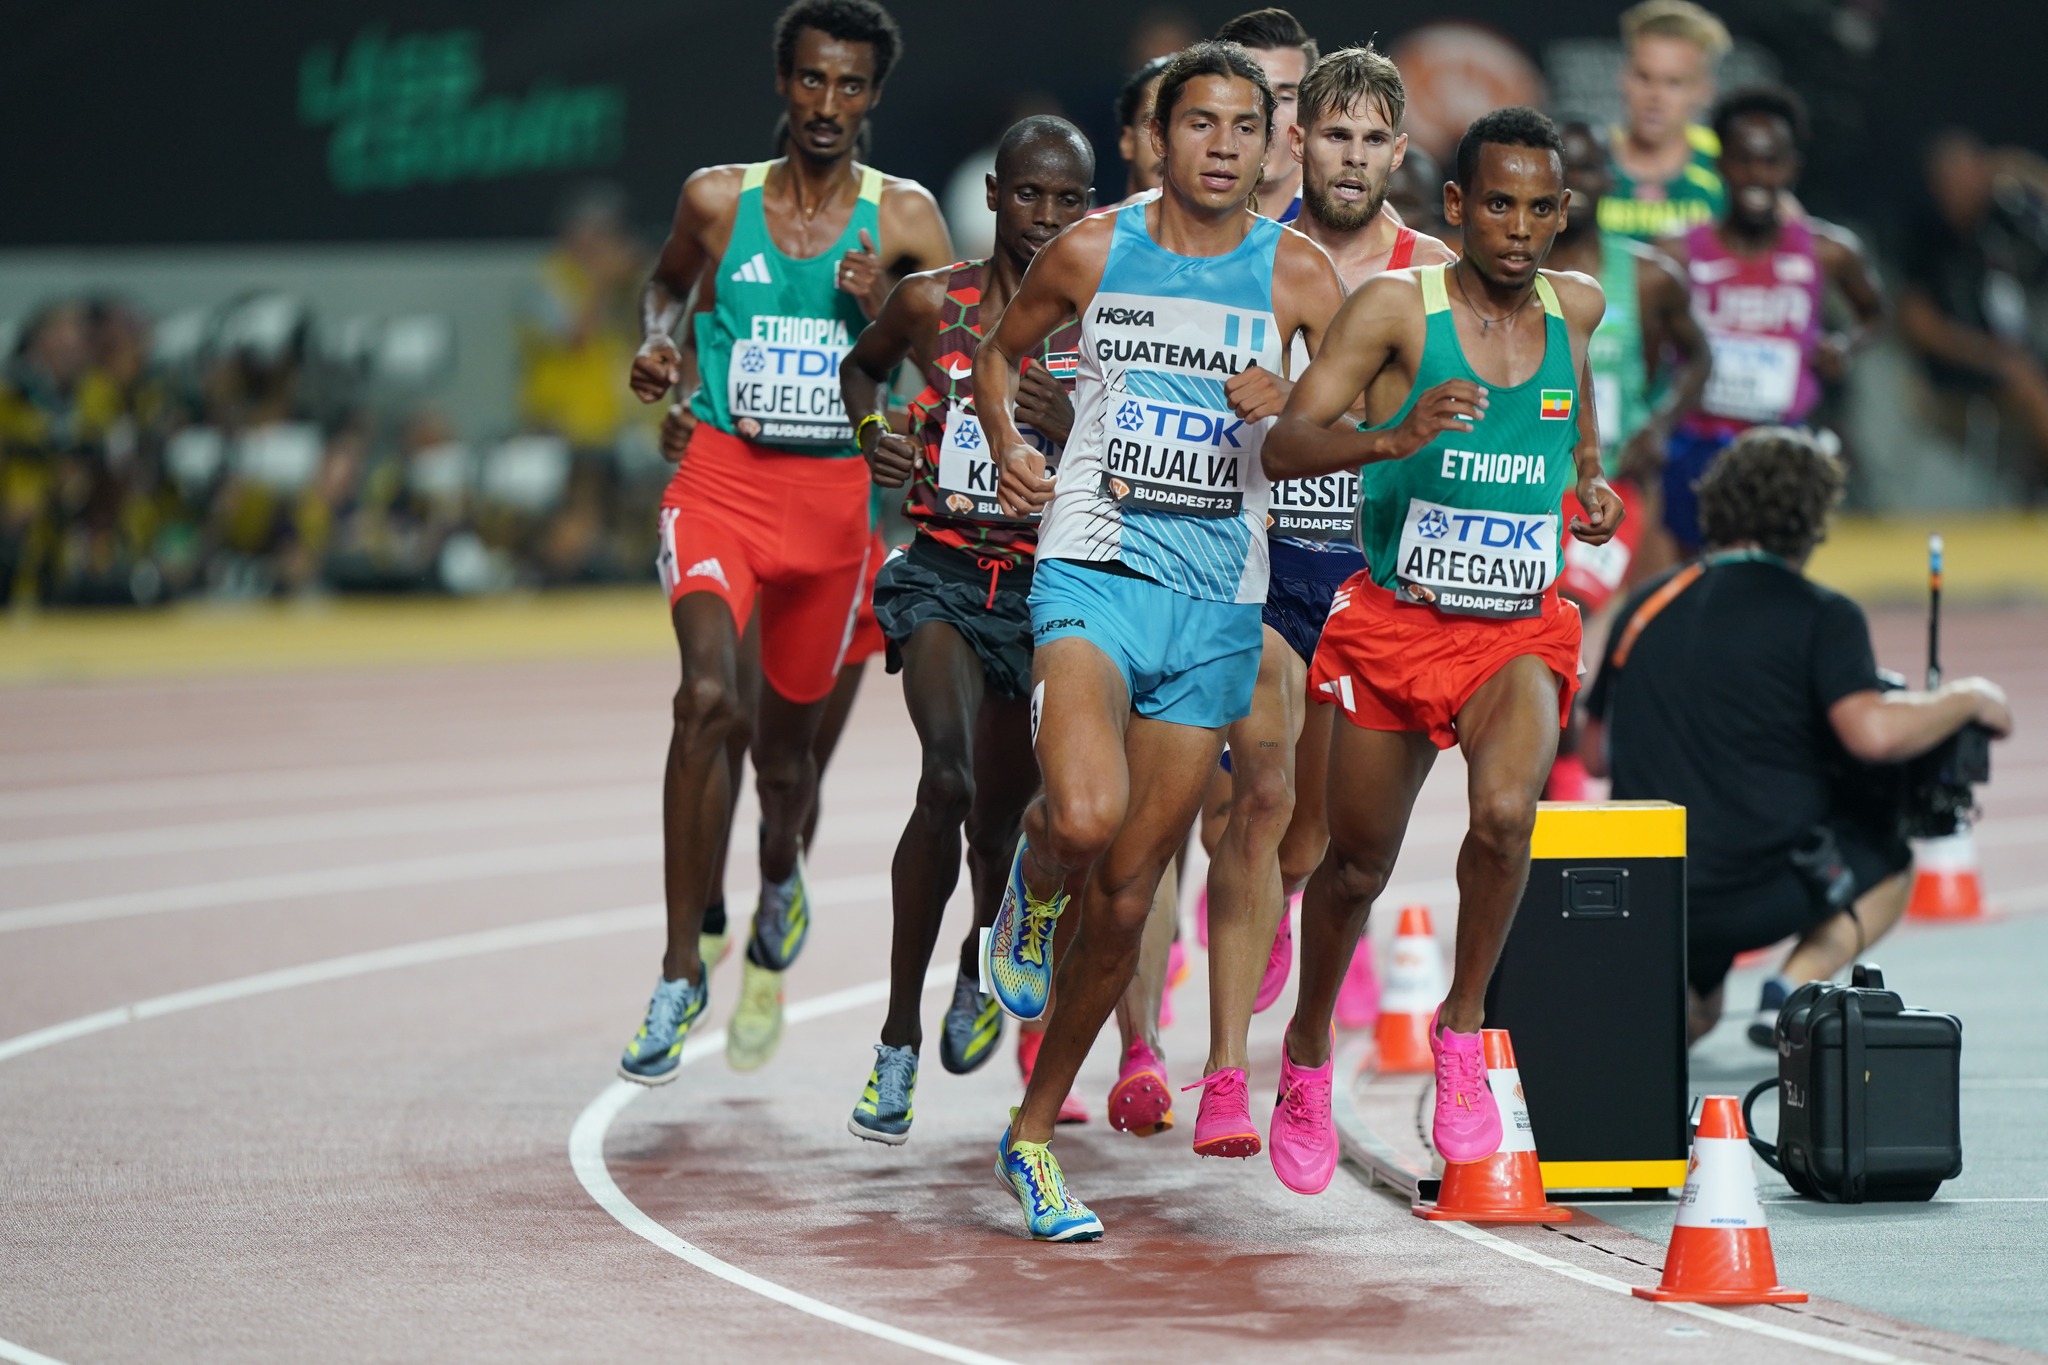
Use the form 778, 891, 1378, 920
944, 361, 973, 379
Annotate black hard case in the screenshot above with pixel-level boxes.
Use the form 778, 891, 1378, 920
1761, 965, 1963, 1203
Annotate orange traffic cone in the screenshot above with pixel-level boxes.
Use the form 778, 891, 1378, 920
1414, 1029, 1570, 1222
1374, 905, 1446, 1073
1907, 829, 1985, 922
1634, 1096, 1806, 1304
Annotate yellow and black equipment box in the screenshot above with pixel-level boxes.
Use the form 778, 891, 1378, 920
1484, 800, 1689, 1192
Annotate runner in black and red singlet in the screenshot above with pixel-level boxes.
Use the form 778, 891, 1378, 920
837, 117, 1095, 1145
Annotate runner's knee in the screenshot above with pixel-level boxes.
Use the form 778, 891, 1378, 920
1317, 846, 1392, 914
915, 753, 976, 828
1468, 784, 1540, 858
671, 674, 739, 741
1227, 754, 1295, 841
1042, 789, 1120, 866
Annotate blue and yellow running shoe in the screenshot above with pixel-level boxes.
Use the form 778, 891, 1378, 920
939, 969, 1003, 1075
995, 1109, 1103, 1242
617, 968, 709, 1085
982, 836, 1068, 1020
747, 850, 811, 972
848, 1042, 918, 1145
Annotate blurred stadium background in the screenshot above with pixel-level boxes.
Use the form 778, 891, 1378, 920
3, 0, 2044, 618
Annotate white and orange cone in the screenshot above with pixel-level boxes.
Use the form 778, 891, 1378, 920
1634, 1096, 1806, 1304
1907, 829, 1985, 922
1374, 905, 1446, 1074
1414, 1029, 1570, 1223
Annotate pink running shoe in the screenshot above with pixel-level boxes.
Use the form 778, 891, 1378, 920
1334, 937, 1381, 1031
1017, 1027, 1091, 1125
1182, 1067, 1261, 1158
1429, 1007, 1502, 1163
1160, 939, 1189, 1029
1107, 1039, 1174, 1135
1269, 1033, 1338, 1194
1252, 897, 1298, 1014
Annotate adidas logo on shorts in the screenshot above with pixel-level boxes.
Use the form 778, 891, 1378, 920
1317, 676, 1356, 712
730, 252, 772, 284
686, 557, 730, 589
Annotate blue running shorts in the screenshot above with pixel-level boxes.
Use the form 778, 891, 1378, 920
1261, 537, 1365, 666
1029, 558, 1262, 729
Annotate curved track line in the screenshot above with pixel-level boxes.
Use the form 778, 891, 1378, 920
570, 968, 1021, 1365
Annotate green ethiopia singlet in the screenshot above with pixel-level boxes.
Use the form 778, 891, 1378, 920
1357, 264, 1580, 620
1597, 124, 1724, 243
1589, 234, 1653, 474
692, 160, 882, 456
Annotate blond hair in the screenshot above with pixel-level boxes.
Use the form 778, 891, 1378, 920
1298, 45, 1406, 133
1620, 0, 1732, 61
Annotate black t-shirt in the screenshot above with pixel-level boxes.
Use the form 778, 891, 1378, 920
1585, 558, 1882, 896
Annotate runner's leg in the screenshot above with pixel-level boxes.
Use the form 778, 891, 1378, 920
661, 594, 749, 982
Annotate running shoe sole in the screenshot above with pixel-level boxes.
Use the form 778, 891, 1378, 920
1192, 1130, 1261, 1159
848, 1115, 911, 1146
617, 1060, 684, 1087
1108, 1070, 1174, 1136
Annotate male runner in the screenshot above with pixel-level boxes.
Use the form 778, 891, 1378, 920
616, 0, 952, 1086
1655, 85, 1882, 553
1215, 9, 1317, 224
974, 41, 1344, 1239
1601, 0, 1729, 243
1188, 45, 1457, 1165
836, 116, 1095, 1143
1263, 108, 1622, 1194
1115, 56, 1174, 202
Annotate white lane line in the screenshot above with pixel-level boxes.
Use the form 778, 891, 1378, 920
0, 786, 650, 869
571, 971, 1022, 1365
0, 1336, 67, 1365
0, 836, 657, 935
1431, 1221, 1929, 1363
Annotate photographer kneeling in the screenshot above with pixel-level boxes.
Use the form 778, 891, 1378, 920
1581, 428, 2013, 1046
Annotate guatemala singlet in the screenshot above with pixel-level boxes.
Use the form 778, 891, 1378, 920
1589, 234, 1653, 474
1356, 265, 1580, 620
1679, 216, 1824, 440
691, 160, 882, 456
901, 260, 1082, 567
1036, 202, 1285, 605
1598, 125, 1725, 243
1270, 226, 1420, 546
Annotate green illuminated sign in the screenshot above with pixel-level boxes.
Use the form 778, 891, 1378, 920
299, 27, 625, 194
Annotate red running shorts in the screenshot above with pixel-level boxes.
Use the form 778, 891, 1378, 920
657, 423, 872, 705
1308, 572, 1583, 750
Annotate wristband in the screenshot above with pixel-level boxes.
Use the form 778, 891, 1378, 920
855, 413, 888, 451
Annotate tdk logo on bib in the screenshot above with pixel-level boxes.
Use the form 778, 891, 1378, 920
1113, 399, 1244, 447
1395, 497, 1557, 619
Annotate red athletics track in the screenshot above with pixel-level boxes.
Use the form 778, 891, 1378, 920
1, 608, 2043, 1364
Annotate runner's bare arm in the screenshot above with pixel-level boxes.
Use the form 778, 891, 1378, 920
840, 179, 955, 320
1622, 250, 1711, 480
1263, 273, 1488, 480
1552, 272, 1622, 544
976, 219, 1109, 516
634, 167, 744, 403
841, 271, 946, 487
1406, 232, 1461, 267
1226, 231, 1346, 422
1813, 220, 1886, 382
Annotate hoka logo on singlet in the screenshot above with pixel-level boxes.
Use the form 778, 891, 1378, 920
1096, 306, 1154, 327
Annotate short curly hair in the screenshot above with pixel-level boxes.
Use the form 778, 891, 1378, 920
1695, 427, 1844, 560
774, 0, 902, 87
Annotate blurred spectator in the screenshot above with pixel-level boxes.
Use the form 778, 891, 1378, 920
1125, 6, 1199, 68
1115, 55, 1174, 201
1898, 129, 2048, 483
516, 184, 646, 452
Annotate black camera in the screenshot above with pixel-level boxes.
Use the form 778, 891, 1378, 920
1863, 671, 1992, 839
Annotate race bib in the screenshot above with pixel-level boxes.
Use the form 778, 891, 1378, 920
936, 402, 1056, 524
727, 324, 851, 445
1268, 471, 1357, 540
1100, 395, 1254, 518
1394, 497, 1557, 619
1702, 332, 1801, 424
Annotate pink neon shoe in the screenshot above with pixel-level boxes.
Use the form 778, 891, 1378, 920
1269, 1032, 1338, 1194
1182, 1067, 1261, 1158
1334, 936, 1381, 1031
1160, 939, 1189, 1029
1018, 1027, 1090, 1125
1108, 1039, 1174, 1136
1252, 896, 1298, 1014
1429, 1007, 1502, 1163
